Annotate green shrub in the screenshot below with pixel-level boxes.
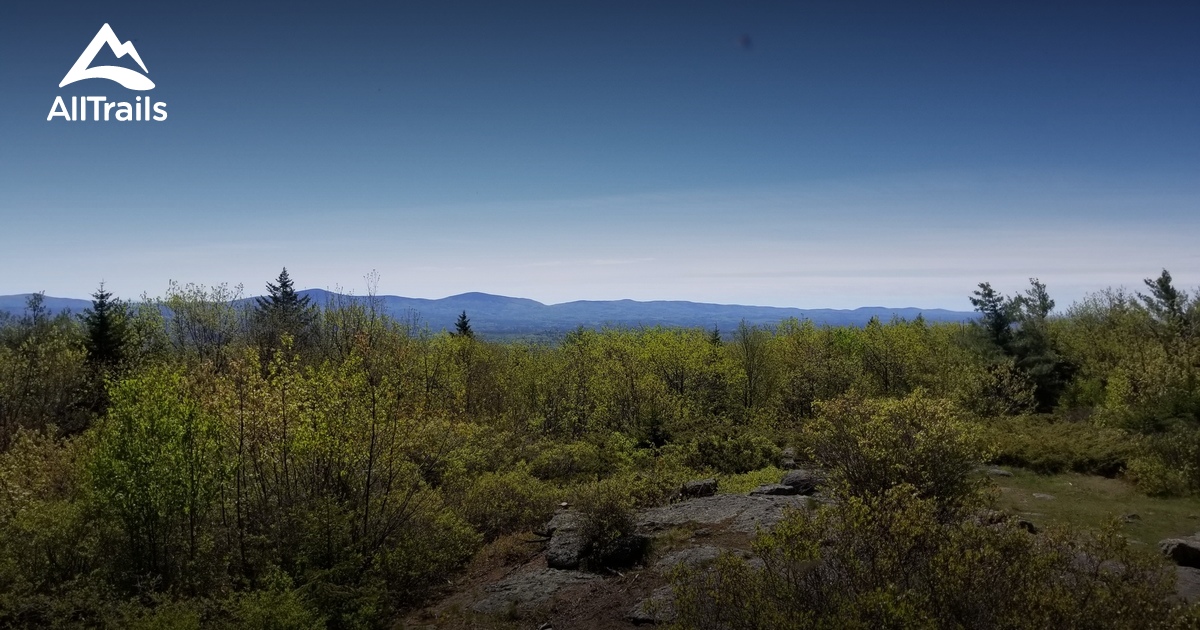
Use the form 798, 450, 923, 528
718, 466, 786, 494
216, 574, 324, 630
805, 391, 987, 515
575, 477, 645, 569
671, 485, 1190, 630
687, 432, 779, 475
458, 465, 559, 539
1127, 455, 1191, 497
1127, 430, 1200, 496
984, 415, 1134, 476
113, 598, 203, 630
529, 433, 635, 481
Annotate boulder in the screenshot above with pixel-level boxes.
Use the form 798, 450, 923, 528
680, 478, 718, 499
969, 509, 1037, 534
985, 467, 1013, 477
749, 484, 798, 496
1161, 538, 1200, 569
970, 509, 1008, 527
779, 469, 825, 495
544, 512, 589, 570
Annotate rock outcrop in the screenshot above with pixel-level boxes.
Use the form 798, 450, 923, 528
637, 493, 811, 534
779, 469, 825, 495
749, 483, 798, 496
679, 478, 718, 499
627, 586, 676, 625
1161, 536, 1200, 570
544, 511, 589, 570
471, 568, 600, 614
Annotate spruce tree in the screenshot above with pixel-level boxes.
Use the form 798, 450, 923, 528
81, 283, 128, 367
453, 310, 474, 338
254, 267, 315, 351
256, 267, 312, 316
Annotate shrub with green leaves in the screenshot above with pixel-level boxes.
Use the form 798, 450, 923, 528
687, 432, 779, 475
1127, 429, 1200, 496
575, 476, 646, 568
458, 465, 559, 539
983, 415, 1134, 476
671, 485, 1193, 630
529, 433, 635, 481
805, 391, 987, 515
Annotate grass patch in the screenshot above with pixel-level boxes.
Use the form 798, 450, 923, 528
993, 469, 1200, 544
717, 466, 784, 494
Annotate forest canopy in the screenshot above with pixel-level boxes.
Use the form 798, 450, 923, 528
1, 269, 1199, 628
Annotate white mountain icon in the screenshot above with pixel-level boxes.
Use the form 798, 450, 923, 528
59, 23, 154, 90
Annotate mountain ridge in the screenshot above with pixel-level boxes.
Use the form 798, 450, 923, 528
0, 290, 975, 336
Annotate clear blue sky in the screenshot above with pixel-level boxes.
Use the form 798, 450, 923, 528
1, 0, 1197, 309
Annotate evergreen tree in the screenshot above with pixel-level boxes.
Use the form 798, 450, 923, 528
254, 268, 315, 352
969, 282, 1016, 351
255, 267, 312, 316
453, 311, 474, 338
1139, 269, 1191, 341
1011, 278, 1073, 412
709, 326, 722, 346
81, 283, 128, 367
1137, 269, 1197, 406
971, 278, 1073, 412
1018, 278, 1055, 320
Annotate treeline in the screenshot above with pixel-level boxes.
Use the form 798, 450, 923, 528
0, 268, 1199, 627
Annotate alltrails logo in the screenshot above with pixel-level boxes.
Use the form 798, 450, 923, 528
47, 24, 167, 122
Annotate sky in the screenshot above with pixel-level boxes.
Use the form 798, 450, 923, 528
1, 0, 1197, 310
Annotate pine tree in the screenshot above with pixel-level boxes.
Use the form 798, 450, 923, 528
1139, 269, 1191, 340
709, 326, 722, 346
971, 278, 1073, 413
256, 268, 312, 316
453, 310, 474, 338
254, 268, 315, 352
81, 283, 128, 367
969, 282, 1016, 351
1011, 278, 1072, 412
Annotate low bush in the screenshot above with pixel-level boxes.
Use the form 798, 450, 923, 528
670, 485, 1195, 629
575, 477, 646, 569
805, 391, 987, 515
984, 415, 1134, 476
718, 466, 786, 494
529, 433, 635, 481
457, 465, 559, 539
687, 432, 779, 475
1127, 429, 1200, 496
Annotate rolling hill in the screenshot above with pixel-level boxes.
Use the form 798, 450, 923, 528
0, 290, 974, 337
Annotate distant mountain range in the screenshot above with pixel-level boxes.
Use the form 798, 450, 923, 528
0, 290, 975, 337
